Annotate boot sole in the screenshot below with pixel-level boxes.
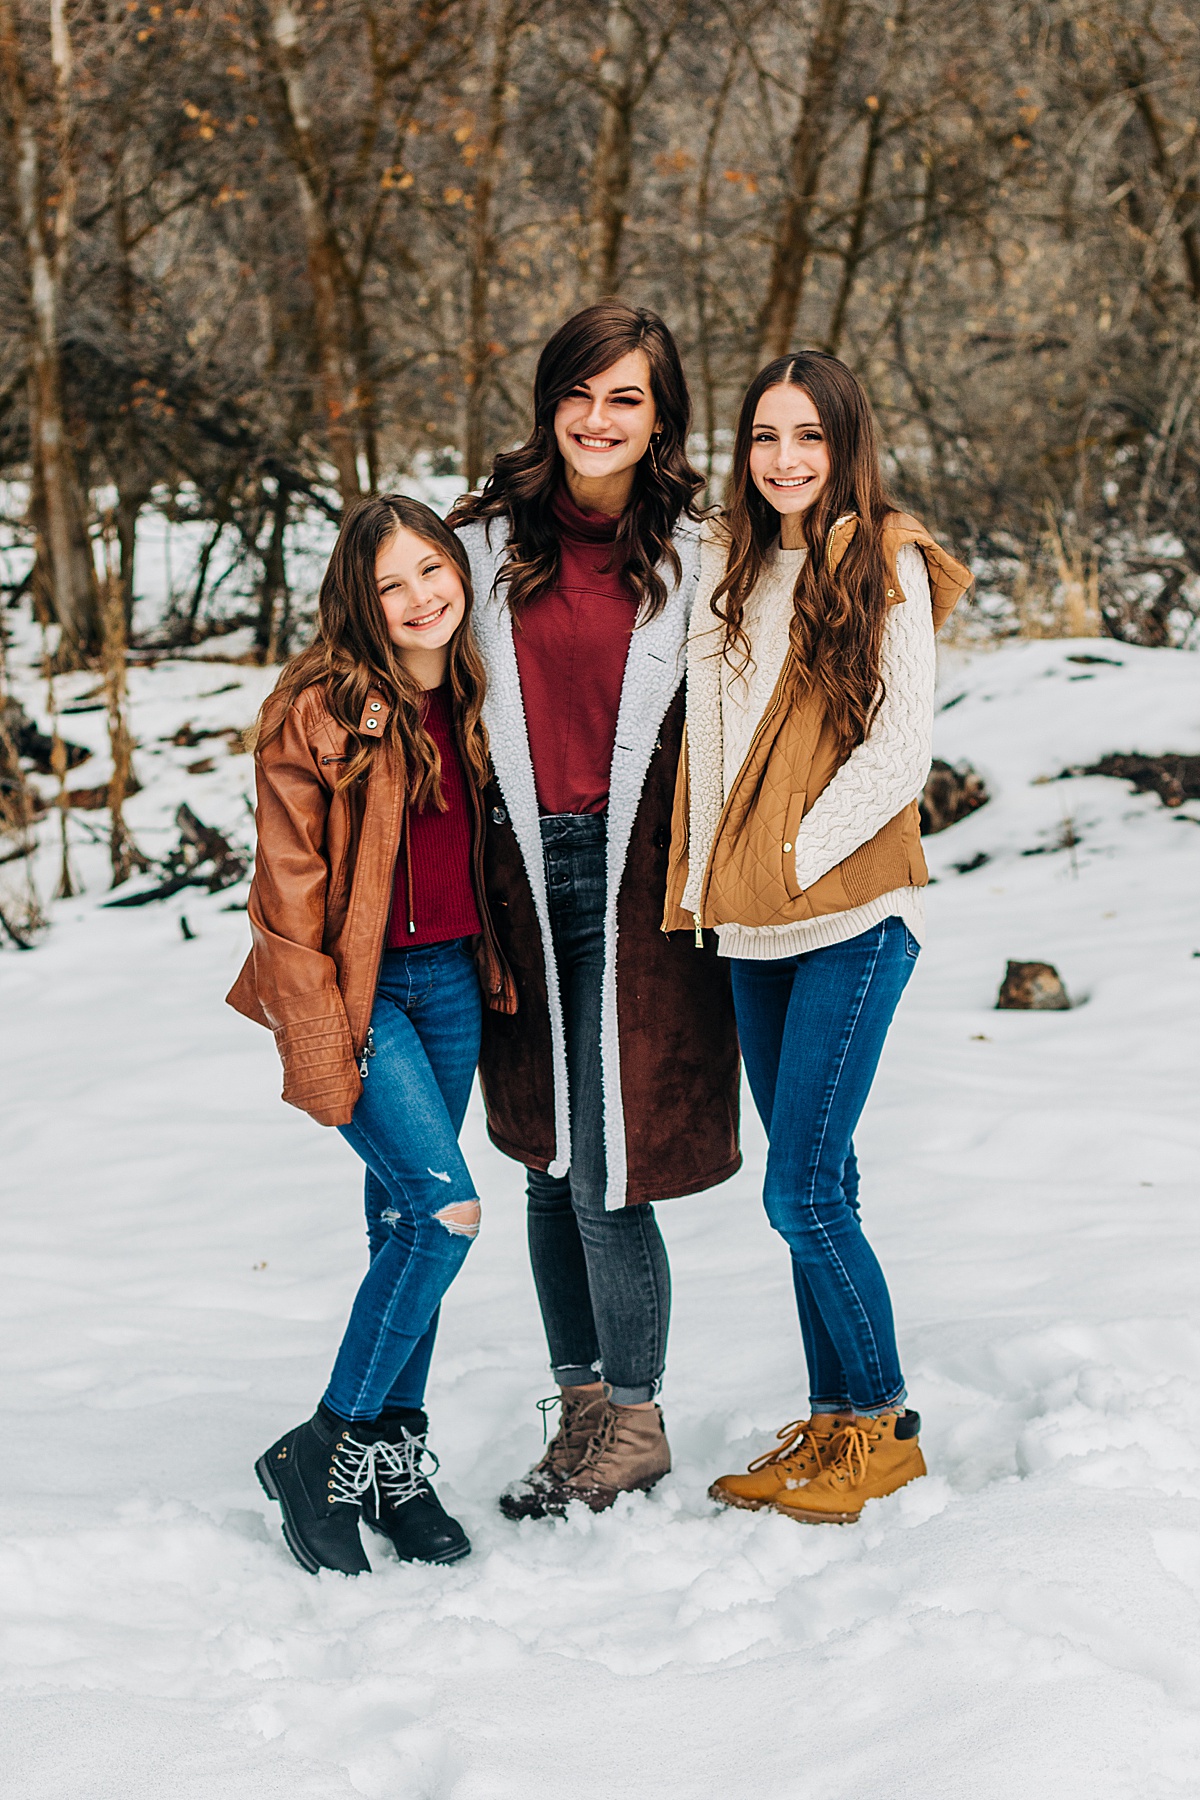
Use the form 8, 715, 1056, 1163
255, 1453, 323, 1574
363, 1517, 472, 1565
772, 1503, 858, 1525
536, 1472, 666, 1518
772, 1465, 925, 1527
708, 1483, 773, 1512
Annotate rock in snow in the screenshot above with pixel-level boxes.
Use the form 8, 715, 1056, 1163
996, 959, 1071, 1011
2, 631, 1199, 1800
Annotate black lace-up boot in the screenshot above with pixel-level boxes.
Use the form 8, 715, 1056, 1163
361, 1408, 471, 1565
255, 1407, 383, 1575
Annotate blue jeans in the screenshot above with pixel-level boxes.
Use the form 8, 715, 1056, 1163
525, 814, 670, 1405
730, 917, 919, 1417
322, 939, 482, 1422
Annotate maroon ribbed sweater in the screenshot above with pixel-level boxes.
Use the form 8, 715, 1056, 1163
386, 684, 481, 948
513, 486, 638, 815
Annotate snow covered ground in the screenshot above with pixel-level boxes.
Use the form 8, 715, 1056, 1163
2, 630, 1200, 1799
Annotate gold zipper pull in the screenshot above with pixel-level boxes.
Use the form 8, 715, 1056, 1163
693, 912, 704, 949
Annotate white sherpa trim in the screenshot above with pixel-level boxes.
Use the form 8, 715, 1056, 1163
680, 527, 730, 915
457, 517, 571, 1178
456, 514, 700, 1208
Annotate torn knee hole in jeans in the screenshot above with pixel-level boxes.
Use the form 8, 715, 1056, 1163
434, 1199, 481, 1238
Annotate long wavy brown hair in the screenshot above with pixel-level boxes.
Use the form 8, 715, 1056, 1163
451, 301, 704, 620
712, 352, 900, 756
255, 495, 489, 806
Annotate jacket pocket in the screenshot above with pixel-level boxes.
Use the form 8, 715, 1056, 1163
780, 791, 807, 901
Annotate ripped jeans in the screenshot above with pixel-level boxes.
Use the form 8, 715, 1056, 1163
322, 939, 482, 1422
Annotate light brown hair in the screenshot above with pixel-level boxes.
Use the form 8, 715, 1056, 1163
714, 352, 899, 756
256, 494, 488, 806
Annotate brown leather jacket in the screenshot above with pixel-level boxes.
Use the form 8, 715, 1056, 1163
226, 682, 514, 1127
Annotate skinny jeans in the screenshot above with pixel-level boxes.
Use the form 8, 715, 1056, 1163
730, 916, 918, 1417
525, 814, 671, 1405
322, 939, 482, 1422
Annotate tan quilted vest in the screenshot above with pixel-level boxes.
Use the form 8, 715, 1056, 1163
663, 512, 972, 933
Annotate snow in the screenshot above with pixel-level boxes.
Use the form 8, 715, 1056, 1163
2, 630, 1200, 1798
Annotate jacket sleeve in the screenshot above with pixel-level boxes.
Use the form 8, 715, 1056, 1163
246, 702, 362, 1127
793, 544, 936, 892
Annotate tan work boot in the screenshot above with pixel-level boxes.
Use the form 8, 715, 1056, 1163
772, 1410, 926, 1524
542, 1401, 671, 1515
499, 1388, 609, 1520
708, 1414, 850, 1512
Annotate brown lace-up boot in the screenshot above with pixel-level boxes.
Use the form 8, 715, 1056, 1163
499, 1387, 610, 1520
772, 1410, 926, 1524
539, 1400, 671, 1515
708, 1414, 850, 1511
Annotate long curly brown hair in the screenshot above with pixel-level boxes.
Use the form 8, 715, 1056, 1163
712, 352, 900, 756
255, 495, 489, 806
450, 301, 704, 620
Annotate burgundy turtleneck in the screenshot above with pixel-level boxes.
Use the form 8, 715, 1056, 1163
385, 684, 482, 949
512, 485, 638, 816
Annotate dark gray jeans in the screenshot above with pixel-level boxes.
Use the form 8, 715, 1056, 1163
525, 813, 671, 1404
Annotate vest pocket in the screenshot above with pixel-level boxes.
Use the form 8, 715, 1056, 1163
780, 791, 807, 900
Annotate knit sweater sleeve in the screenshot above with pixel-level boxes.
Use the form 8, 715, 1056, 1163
793, 543, 935, 891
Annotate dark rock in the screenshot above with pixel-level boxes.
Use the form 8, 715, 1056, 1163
997, 960, 1071, 1010
1070, 752, 1200, 810
920, 759, 990, 834
951, 850, 991, 874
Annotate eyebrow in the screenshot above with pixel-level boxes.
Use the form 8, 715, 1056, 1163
575, 382, 646, 396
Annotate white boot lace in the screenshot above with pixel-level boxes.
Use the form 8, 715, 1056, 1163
375, 1429, 440, 1508
327, 1433, 384, 1506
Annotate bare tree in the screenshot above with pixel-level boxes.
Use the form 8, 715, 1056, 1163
0, 0, 99, 658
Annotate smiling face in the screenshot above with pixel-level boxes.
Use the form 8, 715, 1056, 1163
375, 525, 466, 688
748, 384, 831, 542
552, 348, 659, 515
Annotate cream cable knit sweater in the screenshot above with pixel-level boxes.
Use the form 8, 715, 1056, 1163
681, 536, 935, 960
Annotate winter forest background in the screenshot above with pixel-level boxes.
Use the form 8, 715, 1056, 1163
2, 4, 1200, 1798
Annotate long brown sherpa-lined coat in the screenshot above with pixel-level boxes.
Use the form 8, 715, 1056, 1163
455, 515, 741, 1212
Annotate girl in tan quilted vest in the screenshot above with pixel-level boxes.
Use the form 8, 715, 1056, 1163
664, 351, 972, 1523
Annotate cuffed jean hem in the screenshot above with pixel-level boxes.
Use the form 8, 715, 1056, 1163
553, 1362, 602, 1388
606, 1379, 661, 1406
846, 1385, 908, 1419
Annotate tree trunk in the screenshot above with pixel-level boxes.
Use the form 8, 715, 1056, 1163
587, 0, 639, 297
753, 0, 853, 364
255, 480, 291, 664
0, 0, 99, 661
824, 0, 909, 360
100, 516, 147, 885
463, 0, 521, 490
257, 0, 362, 508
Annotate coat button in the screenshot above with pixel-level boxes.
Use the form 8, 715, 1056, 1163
365, 719, 378, 729
490, 805, 507, 825
887, 588, 896, 597
783, 841, 792, 852
370, 701, 381, 711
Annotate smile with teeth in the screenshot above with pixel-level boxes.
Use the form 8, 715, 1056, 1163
574, 433, 623, 450
403, 602, 450, 630
768, 474, 815, 488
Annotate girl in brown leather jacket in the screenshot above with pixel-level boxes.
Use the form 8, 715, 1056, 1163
228, 495, 512, 1577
